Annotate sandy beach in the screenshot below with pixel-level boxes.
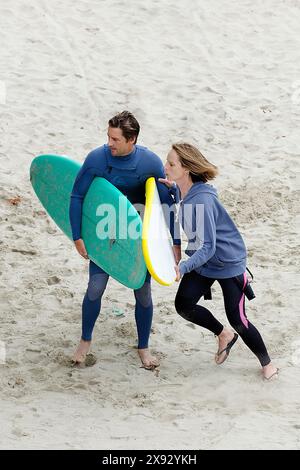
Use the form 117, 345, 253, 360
0, 0, 300, 449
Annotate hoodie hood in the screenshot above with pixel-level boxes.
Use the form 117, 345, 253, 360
182, 182, 218, 202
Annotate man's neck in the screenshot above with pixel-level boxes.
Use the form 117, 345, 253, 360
117, 145, 135, 157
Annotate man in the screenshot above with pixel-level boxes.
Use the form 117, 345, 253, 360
69, 111, 181, 369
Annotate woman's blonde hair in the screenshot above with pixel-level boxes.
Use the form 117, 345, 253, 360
172, 142, 218, 182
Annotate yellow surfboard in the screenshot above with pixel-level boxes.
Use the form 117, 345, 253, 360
142, 177, 176, 286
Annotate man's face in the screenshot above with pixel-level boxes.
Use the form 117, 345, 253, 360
107, 127, 135, 156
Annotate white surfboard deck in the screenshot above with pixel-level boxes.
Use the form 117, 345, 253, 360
142, 177, 176, 285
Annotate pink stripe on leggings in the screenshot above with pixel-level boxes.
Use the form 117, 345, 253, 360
239, 272, 249, 328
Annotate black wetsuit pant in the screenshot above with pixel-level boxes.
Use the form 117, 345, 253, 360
175, 271, 271, 367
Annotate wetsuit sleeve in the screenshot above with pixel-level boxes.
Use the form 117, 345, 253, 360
168, 183, 180, 203
69, 157, 96, 241
156, 181, 181, 245
179, 197, 217, 275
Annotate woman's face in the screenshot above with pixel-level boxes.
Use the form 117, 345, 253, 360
165, 149, 186, 182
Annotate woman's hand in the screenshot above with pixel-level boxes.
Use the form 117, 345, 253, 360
158, 177, 175, 188
173, 245, 181, 265
174, 264, 181, 282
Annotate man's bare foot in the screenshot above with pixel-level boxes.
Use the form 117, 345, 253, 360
138, 348, 160, 370
215, 327, 238, 365
72, 339, 91, 364
262, 363, 279, 380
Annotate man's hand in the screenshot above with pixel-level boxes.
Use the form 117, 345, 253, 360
173, 245, 181, 265
158, 177, 175, 188
174, 264, 181, 282
74, 239, 89, 259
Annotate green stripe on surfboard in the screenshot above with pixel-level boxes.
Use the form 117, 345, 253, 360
30, 154, 147, 289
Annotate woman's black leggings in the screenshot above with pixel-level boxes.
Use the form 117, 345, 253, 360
175, 271, 271, 367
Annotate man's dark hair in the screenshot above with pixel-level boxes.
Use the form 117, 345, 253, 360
108, 111, 140, 143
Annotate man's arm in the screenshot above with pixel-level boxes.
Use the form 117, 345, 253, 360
69, 156, 96, 258
157, 178, 181, 264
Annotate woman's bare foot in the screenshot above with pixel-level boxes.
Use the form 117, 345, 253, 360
262, 362, 279, 380
72, 339, 91, 364
138, 348, 160, 370
215, 327, 238, 364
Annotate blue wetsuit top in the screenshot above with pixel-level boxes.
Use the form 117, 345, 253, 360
69, 144, 181, 244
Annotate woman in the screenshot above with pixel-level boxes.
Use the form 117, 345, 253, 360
159, 142, 278, 380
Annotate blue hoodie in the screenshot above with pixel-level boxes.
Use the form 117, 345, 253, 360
178, 182, 247, 279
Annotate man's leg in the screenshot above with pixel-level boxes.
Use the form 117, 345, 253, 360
134, 272, 159, 369
73, 261, 109, 363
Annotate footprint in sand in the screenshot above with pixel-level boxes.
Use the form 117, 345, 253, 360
85, 353, 97, 367
47, 276, 61, 285
69, 353, 97, 368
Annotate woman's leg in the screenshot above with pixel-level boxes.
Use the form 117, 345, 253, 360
175, 271, 240, 363
175, 271, 223, 334
219, 274, 278, 378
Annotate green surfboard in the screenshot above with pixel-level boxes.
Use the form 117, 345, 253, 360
30, 154, 147, 289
